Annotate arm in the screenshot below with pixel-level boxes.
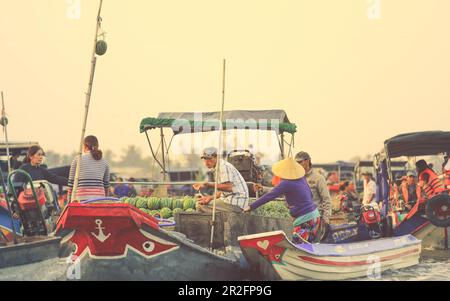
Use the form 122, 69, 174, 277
42, 168, 68, 187
250, 182, 287, 210
205, 182, 233, 192
317, 176, 332, 223
103, 163, 110, 197
67, 158, 77, 202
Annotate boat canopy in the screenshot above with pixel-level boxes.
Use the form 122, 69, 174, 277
140, 110, 297, 135
384, 131, 450, 158
0, 141, 39, 156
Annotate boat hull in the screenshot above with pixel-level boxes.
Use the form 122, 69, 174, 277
57, 203, 247, 281
0, 236, 61, 269
239, 231, 421, 281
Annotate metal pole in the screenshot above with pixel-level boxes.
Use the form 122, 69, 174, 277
210, 59, 227, 249
1, 92, 11, 174
160, 128, 166, 181
71, 0, 104, 202
280, 132, 285, 159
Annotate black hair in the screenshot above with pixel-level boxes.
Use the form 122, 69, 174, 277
84, 135, 103, 160
23, 145, 45, 164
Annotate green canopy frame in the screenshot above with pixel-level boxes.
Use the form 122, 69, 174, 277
140, 110, 298, 180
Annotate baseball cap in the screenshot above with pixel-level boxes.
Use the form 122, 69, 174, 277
406, 171, 416, 177
295, 151, 311, 162
201, 147, 218, 159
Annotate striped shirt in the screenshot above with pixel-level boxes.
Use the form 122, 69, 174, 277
68, 152, 110, 202
213, 160, 249, 209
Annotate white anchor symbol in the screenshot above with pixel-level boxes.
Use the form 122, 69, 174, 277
91, 219, 111, 243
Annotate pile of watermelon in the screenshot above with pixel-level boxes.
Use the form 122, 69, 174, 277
251, 201, 291, 219
121, 196, 198, 218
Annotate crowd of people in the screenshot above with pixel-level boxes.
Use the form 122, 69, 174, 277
5, 135, 449, 245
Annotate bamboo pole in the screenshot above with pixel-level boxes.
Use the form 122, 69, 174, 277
1, 92, 11, 174
210, 59, 227, 249
71, 0, 104, 202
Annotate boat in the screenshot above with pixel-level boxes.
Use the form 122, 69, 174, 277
55, 201, 247, 281
238, 230, 421, 280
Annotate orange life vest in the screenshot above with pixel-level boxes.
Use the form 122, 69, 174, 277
400, 182, 421, 205
444, 168, 450, 190
272, 176, 281, 187
419, 168, 445, 198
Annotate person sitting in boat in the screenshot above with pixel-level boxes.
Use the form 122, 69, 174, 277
338, 181, 359, 214
416, 159, 445, 200
243, 157, 320, 244
361, 172, 377, 206
442, 154, 450, 192
14, 145, 68, 188
193, 147, 249, 213
399, 171, 421, 211
67, 135, 110, 202
113, 177, 132, 198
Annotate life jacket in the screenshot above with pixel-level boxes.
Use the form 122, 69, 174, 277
444, 168, 450, 191
419, 168, 445, 198
400, 182, 421, 205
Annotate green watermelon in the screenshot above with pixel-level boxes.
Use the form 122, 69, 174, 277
160, 198, 172, 209
128, 197, 137, 207
172, 199, 184, 210
160, 207, 172, 219
149, 210, 160, 217
183, 197, 197, 211
120, 197, 129, 204
136, 197, 148, 209
172, 208, 183, 216
147, 197, 161, 210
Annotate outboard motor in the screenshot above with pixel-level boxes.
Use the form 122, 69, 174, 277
8, 171, 57, 236
359, 204, 383, 239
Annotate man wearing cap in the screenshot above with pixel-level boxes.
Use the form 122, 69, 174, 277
362, 172, 377, 206
295, 152, 332, 227
193, 147, 249, 213
400, 171, 422, 210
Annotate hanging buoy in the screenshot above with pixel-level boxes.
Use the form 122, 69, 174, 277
96, 40, 108, 56
0, 116, 8, 127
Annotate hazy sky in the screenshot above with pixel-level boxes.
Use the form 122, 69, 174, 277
1, 0, 449, 164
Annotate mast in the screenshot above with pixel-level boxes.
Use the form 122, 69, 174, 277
71, 0, 105, 201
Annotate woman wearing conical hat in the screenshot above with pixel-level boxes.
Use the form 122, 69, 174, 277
243, 157, 321, 244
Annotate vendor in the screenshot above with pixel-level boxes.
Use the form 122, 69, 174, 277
243, 157, 320, 244
193, 147, 249, 213
14, 146, 68, 187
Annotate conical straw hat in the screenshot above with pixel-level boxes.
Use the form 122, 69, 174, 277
272, 157, 306, 180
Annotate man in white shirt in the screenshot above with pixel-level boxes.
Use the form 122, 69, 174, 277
193, 147, 249, 213
362, 172, 377, 206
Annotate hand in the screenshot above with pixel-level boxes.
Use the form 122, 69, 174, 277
12, 212, 20, 219
243, 205, 252, 213
253, 183, 262, 192
198, 196, 213, 205
193, 183, 205, 191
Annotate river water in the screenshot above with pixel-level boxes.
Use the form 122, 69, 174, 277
1, 256, 448, 281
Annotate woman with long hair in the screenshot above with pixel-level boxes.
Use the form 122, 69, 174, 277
14, 145, 68, 186
68, 135, 110, 202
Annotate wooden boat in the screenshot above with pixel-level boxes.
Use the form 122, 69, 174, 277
238, 230, 421, 280
55, 202, 247, 281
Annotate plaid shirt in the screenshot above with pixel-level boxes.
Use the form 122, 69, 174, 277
211, 161, 249, 209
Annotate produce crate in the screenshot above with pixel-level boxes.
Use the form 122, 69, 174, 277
175, 211, 293, 248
